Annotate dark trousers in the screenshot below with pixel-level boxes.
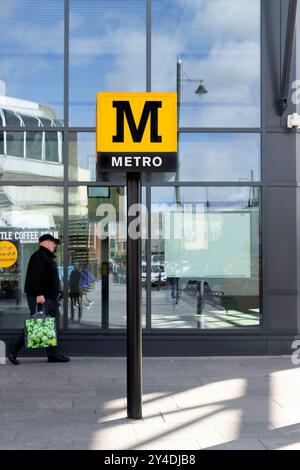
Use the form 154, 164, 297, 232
70, 292, 82, 321
11, 296, 59, 357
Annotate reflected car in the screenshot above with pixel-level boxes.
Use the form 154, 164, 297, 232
142, 264, 167, 286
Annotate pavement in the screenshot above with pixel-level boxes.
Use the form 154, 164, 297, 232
1, 356, 300, 450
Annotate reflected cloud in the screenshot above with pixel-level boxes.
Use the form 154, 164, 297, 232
152, 0, 260, 127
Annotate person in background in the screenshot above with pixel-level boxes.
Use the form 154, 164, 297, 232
69, 264, 82, 322
80, 265, 95, 309
8, 234, 70, 365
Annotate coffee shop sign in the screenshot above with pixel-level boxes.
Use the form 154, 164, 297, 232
0, 231, 59, 243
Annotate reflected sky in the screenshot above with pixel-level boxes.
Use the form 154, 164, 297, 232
175, 133, 260, 182
0, 0, 261, 129
69, 0, 146, 126
152, 0, 261, 127
151, 186, 260, 209
0, 0, 64, 120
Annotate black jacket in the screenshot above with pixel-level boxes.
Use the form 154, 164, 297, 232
24, 246, 60, 300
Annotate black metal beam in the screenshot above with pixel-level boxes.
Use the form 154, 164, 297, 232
127, 172, 142, 419
277, 0, 298, 116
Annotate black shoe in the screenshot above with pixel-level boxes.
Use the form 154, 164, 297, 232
8, 353, 20, 365
47, 355, 70, 363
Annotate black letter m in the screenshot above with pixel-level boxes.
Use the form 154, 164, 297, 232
112, 100, 162, 143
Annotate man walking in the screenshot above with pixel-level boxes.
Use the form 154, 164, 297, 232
8, 234, 70, 365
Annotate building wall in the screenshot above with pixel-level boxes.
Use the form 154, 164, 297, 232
0, 0, 299, 355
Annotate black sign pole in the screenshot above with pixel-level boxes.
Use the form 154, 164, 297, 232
127, 172, 142, 419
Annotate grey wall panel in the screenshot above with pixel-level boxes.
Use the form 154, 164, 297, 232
265, 133, 297, 183
266, 294, 298, 330
265, 187, 297, 291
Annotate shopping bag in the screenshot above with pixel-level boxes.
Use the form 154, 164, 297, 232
25, 306, 57, 349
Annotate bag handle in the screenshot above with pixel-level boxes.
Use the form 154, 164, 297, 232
35, 303, 45, 315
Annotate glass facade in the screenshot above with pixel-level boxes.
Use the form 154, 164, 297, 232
151, 186, 261, 329
0, 0, 263, 343
0, 186, 64, 328
68, 186, 146, 329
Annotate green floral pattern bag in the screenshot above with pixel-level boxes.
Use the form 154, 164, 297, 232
25, 310, 57, 349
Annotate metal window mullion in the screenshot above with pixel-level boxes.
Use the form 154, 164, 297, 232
0, 181, 64, 186
146, 181, 263, 187
146, 184, 152, 330
178, 128, 261, 133
63, 0, 70, 331
68, 181, 127, 187
146, 0, 151, 92
260, 0, 271, 334
0, 127, 60, 132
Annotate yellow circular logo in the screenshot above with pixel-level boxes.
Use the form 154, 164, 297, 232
0, 241, 18, 268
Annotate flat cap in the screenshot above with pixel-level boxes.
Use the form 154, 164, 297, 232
39, 233, 61, 244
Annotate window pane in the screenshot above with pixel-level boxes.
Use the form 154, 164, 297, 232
68, 186, 127, 328
0, 132, 63, 181
26, 132, 43, 160
6, 132, 24, 158
172, 133, 261, 182
69, 133, 96, 181
0, 186, 63, 329
69, 0, 146, 126
45, 132, 60, 163
152, 0, 261, 127
151, 186, 261, 329
68, 186, 146, 329
0, 0, 64, 125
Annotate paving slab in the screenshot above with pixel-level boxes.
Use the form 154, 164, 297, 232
1, 356, 300, 450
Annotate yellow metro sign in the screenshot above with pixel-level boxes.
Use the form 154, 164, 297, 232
96, 92, 177, 172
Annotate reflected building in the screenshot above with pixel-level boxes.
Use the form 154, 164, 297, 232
0, 93, 63, 181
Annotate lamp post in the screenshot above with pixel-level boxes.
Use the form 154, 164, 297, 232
176, 57, 208, 205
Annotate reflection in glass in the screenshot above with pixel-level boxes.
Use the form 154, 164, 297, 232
0, 186, 63, 329
26, 132, 43, 160
68, 186, 127, 329
173, 133, 261, 182
69, 133, 96, 181
45, 132, 61, 163
151, 186, 261, 329
69, 0, 146, 126
6, 132, 24, 158
152, 0, 261, 127
0, 132, 63, 180
68, 186, 146, 329
0, 0, 64, 122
